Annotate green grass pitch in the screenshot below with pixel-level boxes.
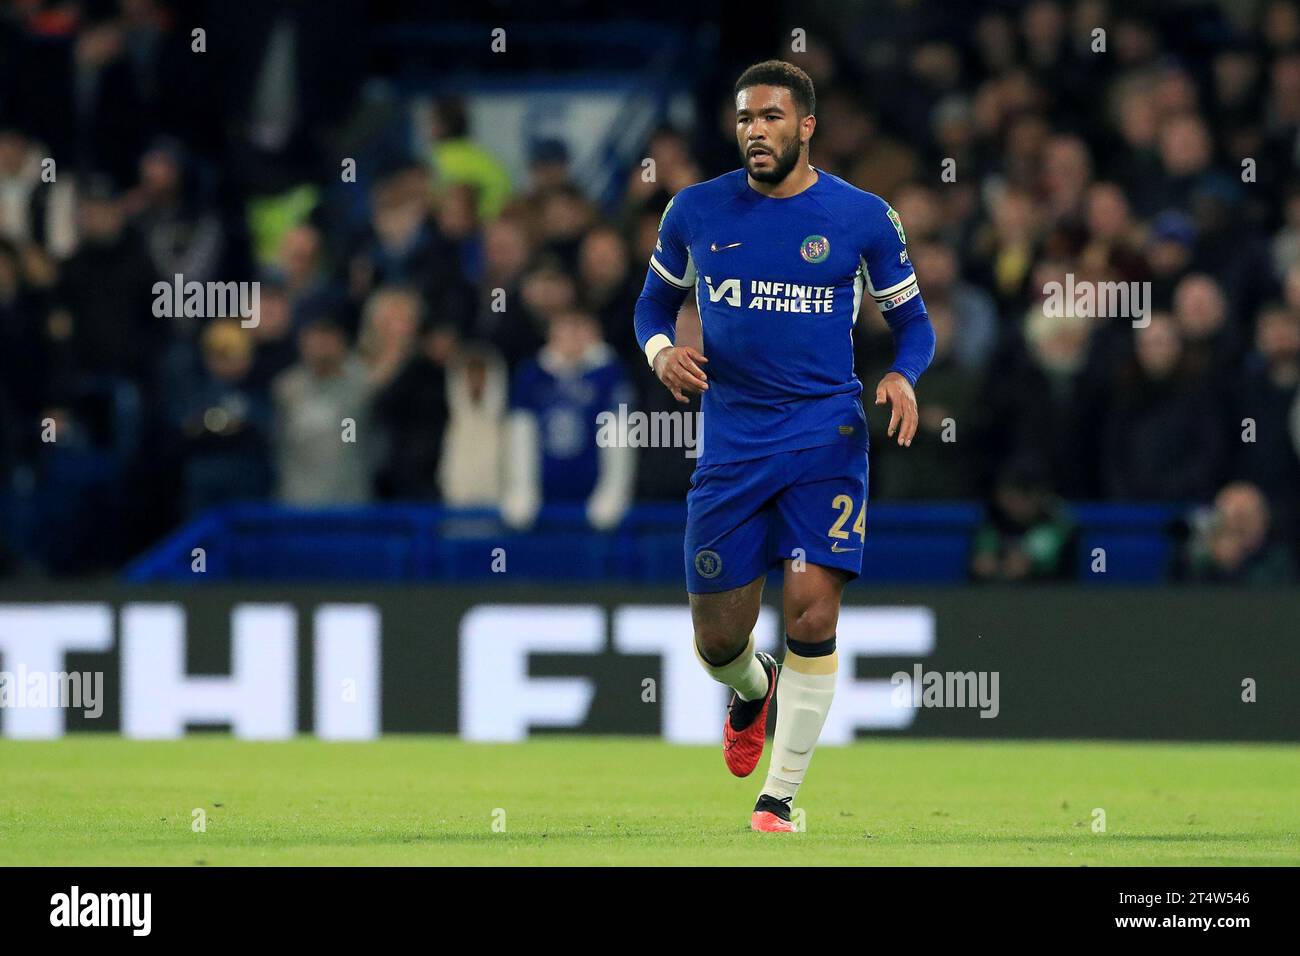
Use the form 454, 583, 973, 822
1, 736, 1296, 865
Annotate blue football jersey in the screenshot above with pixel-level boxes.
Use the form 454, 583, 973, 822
636, 168, 927, 466
512, 345, 634, 500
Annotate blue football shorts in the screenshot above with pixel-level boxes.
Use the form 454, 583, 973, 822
684, 440, 869, 594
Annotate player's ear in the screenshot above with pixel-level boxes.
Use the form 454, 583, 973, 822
801, 114, 816, 145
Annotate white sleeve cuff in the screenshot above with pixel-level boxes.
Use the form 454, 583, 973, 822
644, 333, 674, 369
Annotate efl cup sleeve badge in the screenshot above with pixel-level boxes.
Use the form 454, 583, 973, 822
800, 234, 830, 263
659, 196, 674, 230
887, 206, 906, 244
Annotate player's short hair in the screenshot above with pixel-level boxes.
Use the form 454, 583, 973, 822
734, 60, 816, 117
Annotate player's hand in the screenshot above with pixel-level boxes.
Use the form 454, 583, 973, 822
653, 345, 709, 404
874, 371, 918, 447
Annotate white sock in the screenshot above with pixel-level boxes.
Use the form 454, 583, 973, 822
760, 642, 837, 801
694, 632, 769, 701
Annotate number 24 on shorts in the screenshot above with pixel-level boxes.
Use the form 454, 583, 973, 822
828, 494, 866, 542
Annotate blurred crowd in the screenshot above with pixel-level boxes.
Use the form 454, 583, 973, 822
0, 0, 1298, 584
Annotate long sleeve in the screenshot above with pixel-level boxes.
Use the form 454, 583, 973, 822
633, 193, 695, 366
859, 198, 934, 386
634, 271, 688, 365
883, 301, 936, 387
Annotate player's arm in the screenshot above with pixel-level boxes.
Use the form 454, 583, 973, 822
634, 196, 708, 404
861, 202, 936, 447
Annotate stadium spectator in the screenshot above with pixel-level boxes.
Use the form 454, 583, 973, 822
173, 318, 272, 515
501, 311, 634, 530
440, 343, 508, 506
867, 301, 980, 499
428, 98, 513, 221
0, 123, 78, 259
67, 12, 148, 186
1146, 113, 1218, 217
1232, 305, 1300, 545
1102, 313, 1225, 501
577, 224, 640, 366
1040, 134, 1093, 225
907, 241, 997, 373
1081, 182, 1147, 289
0, 238, 50, 433
271, 222, 339, 329
975, 256, 1116, 497
470, 215, 541, 368
1145, 210, 1196, 310
1172, 273, 1240, 379
967, 185, 1041, 315
358, 285, 423, 389
522, 138, 574, 202
348, 163, 472, 333
1179, 481, 1297, 585
372, 321, 457, 500
272, 317, 374, 505
435, 182, 484, 285
245, 279, 299, 391
970, 457, 1078, 583
622, 127, 700, 218
535, 184, 598, 273
217, 1, 365, 196
515, 262, 579, 360
50, 178, 159, 383
124, 137, 226, 285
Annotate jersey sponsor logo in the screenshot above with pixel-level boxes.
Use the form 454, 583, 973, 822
702, 275, 742, 306
800, 234, 830, 263
886, 207, 906, 245
694, 549, 723, 579
703, 276, 836, 313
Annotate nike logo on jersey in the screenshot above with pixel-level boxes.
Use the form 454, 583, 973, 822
830, 542, 860, 553
710, 241, 742, 252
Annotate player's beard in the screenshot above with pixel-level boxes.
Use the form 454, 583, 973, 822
744, 133, 802, 184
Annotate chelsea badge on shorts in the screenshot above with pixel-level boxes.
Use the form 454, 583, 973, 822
694, 549, 723, 579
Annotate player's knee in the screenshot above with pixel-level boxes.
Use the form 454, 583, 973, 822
785, 598, 839, 645
693, 627, 749, 665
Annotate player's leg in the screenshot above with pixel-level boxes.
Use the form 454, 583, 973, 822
749, 561, 847, 829
691, 574, 772, 730
690, 577, 781, 777
685, 457, 781, 775
752, 442, 866, 831
690, 572, 765, 681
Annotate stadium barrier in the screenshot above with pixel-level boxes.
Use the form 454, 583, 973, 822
123, 501, 1184, 584
1, 585, 1291, 742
